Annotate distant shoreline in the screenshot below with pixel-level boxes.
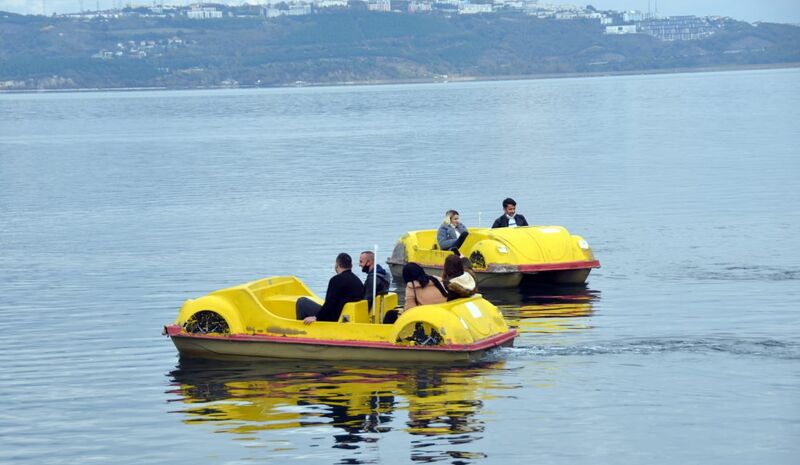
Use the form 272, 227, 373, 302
2, 62, 798, 95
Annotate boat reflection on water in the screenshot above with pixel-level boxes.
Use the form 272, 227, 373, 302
387, 280, 599, 336
167, 359, 513, 460
481, 283, 601, 335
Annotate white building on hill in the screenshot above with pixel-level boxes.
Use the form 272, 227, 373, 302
187, 5, 223, 19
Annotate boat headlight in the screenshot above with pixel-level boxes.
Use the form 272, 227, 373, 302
497, 245, 508, 254
578, 239, 589, 250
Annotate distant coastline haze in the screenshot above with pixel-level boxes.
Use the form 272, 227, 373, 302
2, 4, 798, 91
2, 0, 800, 24
587, 0, 800, 24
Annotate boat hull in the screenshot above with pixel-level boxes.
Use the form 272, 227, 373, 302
388, 261, 596, 288
167, 325, 517, 363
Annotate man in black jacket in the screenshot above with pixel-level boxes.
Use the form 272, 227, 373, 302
359, 250, 391, 308
296, 253, 365, 324
492, 197, 529, 228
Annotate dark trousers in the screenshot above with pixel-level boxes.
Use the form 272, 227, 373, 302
296, 297, 322, 319
383, 309, 399, 324
450, 231, 469, 252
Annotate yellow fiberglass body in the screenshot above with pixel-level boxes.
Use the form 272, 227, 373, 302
387, 225, 600, 288
164, 276, 516, 363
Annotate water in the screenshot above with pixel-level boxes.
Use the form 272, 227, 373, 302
1, 68, 799, 464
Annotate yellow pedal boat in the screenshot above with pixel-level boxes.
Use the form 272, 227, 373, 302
164, 276, 516, 363
387, 226, 600, 288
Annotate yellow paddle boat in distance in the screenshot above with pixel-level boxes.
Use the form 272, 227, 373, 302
164, 276, 516, 363
387, 225, 600, 288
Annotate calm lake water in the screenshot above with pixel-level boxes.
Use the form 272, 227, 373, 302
1, 68, 799, 464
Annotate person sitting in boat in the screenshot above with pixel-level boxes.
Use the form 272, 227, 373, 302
383, 263, 447, 324
442, 254, 478, 301
492, 197, 529, 228
358, 250, 391, 308
403, 262, 447, 310
437, 210, 469, 253
296, 253, 364, 325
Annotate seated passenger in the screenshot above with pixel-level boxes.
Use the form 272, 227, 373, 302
492, 197, 529, 228
358, 250, 391, 309
436, 210, 469, 253
442, 254, 477, 301
383, 263, 447, 324
295, 253, 364, 325
403, 262, 447, 310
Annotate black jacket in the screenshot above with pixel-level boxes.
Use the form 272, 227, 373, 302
492, 214, 529, 228
363, 264, 391, 307
317, 270, 365, 322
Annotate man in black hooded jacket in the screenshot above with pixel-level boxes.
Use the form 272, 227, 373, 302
359, 250, 391, 308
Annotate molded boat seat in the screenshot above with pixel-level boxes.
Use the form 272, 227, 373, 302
339, 300, 370, 323
261, 294, 306, 320
339, 293, 400, 324
375, 292, 399, 323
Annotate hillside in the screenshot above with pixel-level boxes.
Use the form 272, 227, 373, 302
1, 10, 799, 89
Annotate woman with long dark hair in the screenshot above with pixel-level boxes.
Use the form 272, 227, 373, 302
402, 262, 447, 310
441, 254, 477, 301
383, 262, 447, 324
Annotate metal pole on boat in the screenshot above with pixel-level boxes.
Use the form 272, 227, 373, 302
478, 211, 482, 228
372, 244, 378, 323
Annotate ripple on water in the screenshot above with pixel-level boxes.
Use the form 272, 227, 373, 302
664, 264, 800, 282
505, 337, 800, 360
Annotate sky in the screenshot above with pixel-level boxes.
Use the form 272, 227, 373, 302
0, 0, 799, 24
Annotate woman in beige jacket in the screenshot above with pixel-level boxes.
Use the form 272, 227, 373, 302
442, 254, 478, 300
402, 262, 447, 311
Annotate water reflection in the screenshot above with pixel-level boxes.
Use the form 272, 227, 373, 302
389, 279, 600, 336
167, 360, 513, 462
484, 284, 601, 335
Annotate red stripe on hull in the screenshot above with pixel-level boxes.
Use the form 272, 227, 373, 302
517, 260, 600, 272
392, 260, 600, 273
165, 325, 517, 352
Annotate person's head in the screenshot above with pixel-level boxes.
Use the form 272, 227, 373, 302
402, 262, 429, 287
502, 198, 517, 217
446, 209, 460, 227
443, 254, 465, 281
335, 253, 352, 273
359, 250, 375, 273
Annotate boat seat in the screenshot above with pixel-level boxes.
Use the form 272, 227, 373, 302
374, 292, 399, 323
260, 293, 307, 320
339, 291, 398, 323
338, 293, 399, 324
339, 300, 370, 324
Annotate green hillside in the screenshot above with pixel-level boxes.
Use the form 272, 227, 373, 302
1, 10, 799, 89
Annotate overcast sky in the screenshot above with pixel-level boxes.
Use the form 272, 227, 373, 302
1, 0, 799, 24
